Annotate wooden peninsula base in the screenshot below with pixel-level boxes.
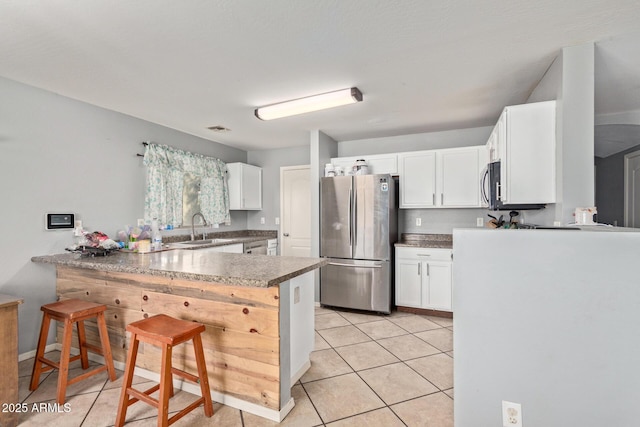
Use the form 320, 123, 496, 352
39, 255, 320, 422
0, 295, 24, 427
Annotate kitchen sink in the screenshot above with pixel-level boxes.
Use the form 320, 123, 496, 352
172, 238, 234, 247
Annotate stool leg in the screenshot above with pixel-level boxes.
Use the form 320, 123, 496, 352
96, 312, 116, 381
76, 320, 90, 370
56, 318, 74, 404
29, 312, 51, 391
192, 334, 213, 417
115, 333, 139, 427
157, 344, 173, 427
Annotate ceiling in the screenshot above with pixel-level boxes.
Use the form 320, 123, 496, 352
1, 1, 640, 152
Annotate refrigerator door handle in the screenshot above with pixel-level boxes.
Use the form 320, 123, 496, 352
348, 186, 353, 252
328, 262, 382, 269
353, 184, 358, 252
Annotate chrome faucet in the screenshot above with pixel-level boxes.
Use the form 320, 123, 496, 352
191, 212, 207, 241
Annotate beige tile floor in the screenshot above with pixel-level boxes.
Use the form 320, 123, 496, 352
16, 307, 453, 426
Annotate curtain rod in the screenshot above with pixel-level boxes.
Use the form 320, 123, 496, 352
136, 141, 149, 157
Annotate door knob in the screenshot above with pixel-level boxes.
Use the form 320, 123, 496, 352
283, 233, 289, 237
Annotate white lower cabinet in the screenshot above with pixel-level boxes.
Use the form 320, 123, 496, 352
395, 247, 452, 312
193, 243, 243, 254
223, 243, 244, 254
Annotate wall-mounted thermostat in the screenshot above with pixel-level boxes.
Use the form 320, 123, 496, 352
46, 213, 75, 230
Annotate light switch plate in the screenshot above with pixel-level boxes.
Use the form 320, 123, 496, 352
275, 217, 280, 225
260, 217, 265, 224
416, 218, 422, 226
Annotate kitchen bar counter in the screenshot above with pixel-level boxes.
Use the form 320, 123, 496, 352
394, 233, 453, 249
31, 250, 325, 422
32, 250, 324, 287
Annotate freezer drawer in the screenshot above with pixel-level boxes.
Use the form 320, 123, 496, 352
320, 259, 392, 314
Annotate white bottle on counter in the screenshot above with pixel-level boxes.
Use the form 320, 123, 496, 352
151, 219, 162, 251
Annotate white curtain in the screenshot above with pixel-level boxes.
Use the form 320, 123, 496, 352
143, 143, 230, 226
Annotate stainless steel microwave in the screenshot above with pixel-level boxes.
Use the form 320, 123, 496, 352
482, 161, 545, 211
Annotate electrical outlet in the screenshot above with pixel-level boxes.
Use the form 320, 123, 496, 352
477, 217, 484, 227
260, 217, 265, 225
275, 217, 280, 225
553, 221, 561, 227
502, 401, 522, 427
416, 218, 422, 226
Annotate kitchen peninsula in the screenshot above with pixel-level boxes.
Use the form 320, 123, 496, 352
31, 249, 326, 422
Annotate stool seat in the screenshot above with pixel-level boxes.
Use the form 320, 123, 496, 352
127, 314, 205, 346
115, 314, 213, 426
30, 298, 116, 404
41, 299, 109, 320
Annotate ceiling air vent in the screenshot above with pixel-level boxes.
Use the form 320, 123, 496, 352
207, 125, 231, 132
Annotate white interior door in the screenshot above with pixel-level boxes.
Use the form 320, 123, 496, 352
281, 165, 311, 257
625, 150, 640, 227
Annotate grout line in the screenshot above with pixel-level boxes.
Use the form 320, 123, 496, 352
298, 380, 326, 426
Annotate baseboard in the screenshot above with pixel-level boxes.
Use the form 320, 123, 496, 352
31, 344, 295, 422
18, 344, 58, 362
396, 306, 454, 318
290, 359, 311, 385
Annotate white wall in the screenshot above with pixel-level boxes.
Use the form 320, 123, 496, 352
0, 76, 247, 353
453, 228, 640, 427
246, 146, 310, 231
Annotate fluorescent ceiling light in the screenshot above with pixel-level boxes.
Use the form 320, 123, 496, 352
255, 87, 363, 120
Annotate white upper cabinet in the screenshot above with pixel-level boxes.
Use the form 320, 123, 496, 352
227, 163, 262, 210
440, 147, 484, 207
487, 100, 556, 205
330, 153, 398, 175
398, 146, 487, 208
398, 151, 437, 207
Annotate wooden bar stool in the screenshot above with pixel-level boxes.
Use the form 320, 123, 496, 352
30, 299, 116, 404
115, 314, 213, 427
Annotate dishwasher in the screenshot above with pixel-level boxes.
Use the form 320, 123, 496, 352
243, 240, 267, 255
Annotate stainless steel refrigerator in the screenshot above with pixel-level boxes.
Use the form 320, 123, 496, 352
320, 174, 397, 314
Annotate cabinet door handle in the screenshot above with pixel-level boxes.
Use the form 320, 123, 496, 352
427, 264, 430, 276
441, 193, 444, 205
432, 193, 435, 205
417, 254, 431, 257
283, 233, 289, 237
418, 263, 421, 275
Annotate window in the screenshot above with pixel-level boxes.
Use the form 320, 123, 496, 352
143, 143, 230, 227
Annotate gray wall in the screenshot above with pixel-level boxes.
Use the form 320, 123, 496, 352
339, 127, 493, 234
338, 126, 492, 156
310, 131, 338, 300
246, 146, 310, 231
453, 228, 640, 427
527, 43, 595, 226
595, 143, 640, 226
0, 76, 247, 354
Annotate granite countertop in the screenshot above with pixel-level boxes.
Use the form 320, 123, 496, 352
394, 233, 453, 249
31, 250, 326, 288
